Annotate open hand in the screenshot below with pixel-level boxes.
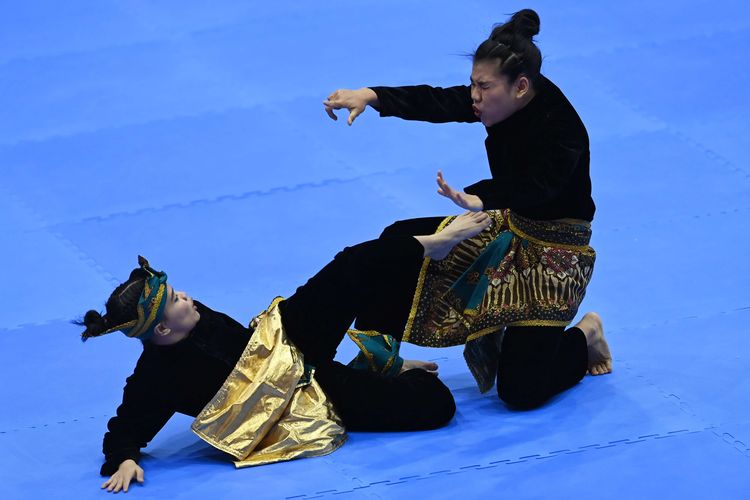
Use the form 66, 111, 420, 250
102, 459, 144, 493
323, 88, 379, 126
436, 170, 484, 211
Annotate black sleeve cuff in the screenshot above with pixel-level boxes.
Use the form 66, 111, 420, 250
368, 86, 392, 116
100, 450, 140, 477
464, 179, 503, 211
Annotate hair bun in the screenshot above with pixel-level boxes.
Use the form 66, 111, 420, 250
511, 9, 540, 39
83, 310, 105, 327
79, 309, 108, 341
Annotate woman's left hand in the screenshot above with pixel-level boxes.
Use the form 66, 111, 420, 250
436, 171, 484, 211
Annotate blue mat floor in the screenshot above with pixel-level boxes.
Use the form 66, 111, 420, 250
1, 1, 749, 498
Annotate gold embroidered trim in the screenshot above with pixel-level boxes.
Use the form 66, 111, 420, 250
347, 329, 385, 337
402, 215, 454, 343
508, 217, 595, 254
382, 355, 395, 375
506, 319, 572, 327
130, 284, 166, 338
465, 324, 504, 343
346, 330, 378, 372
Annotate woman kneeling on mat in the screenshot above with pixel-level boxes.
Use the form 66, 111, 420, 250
324, 9, 612, 402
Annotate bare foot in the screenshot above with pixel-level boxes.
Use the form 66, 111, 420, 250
400, 359, 439, 375
420, 211, 492, 260
574, 312, 612, 376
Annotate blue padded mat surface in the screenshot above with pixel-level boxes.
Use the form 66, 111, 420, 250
1, 1, 749, 499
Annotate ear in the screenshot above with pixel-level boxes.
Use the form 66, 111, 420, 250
514, 76, 531, 98
154, 322, 171, 337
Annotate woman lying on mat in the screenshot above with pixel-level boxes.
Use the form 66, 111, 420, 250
324, 9, 611, 396
78, 212, 500, 493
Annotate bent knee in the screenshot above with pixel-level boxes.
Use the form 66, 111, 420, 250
497, 383, 548, 410
401, 370, 456, 429
428, 384, 457, 428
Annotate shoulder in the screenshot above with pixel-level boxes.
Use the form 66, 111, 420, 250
124, 344, 164, 384
537, 76, 588, 144
193, 300, 249, 333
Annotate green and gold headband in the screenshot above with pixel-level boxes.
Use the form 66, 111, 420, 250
105, 256, 169, 340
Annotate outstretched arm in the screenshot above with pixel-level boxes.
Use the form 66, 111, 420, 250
324, 85, 478, 125
100, 353, 175, 492
369, 84, 478, 123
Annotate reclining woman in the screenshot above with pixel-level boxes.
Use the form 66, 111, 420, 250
80, 211, 493, 494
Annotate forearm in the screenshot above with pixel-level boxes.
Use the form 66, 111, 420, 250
465, 175, 574, 211
100, 385, 174, 475
370, 85, 477, 123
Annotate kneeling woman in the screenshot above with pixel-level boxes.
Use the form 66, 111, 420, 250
324, 9, 611, 404
80, 212, 496, 493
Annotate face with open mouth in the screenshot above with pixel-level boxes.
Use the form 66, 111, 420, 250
469, 60, 527, 127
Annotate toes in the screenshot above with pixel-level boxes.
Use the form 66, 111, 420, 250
589, 364, 606, 375
589, 362, 613, 376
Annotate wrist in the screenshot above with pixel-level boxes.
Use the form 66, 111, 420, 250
469, 194, 483, 211
361, 88, 379, 107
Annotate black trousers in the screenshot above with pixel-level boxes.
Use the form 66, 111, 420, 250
281, 215, 589, 429
279, 236, 455, 432
379, 217, 590, 410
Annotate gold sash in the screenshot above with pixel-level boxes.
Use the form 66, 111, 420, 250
190, 298, 347, 468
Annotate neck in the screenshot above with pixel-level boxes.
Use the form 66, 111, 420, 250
516, 87, 536, 111
150, 328, 191, 346
486, 87, 538, 129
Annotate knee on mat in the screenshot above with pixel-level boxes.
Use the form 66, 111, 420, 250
496, 381, 548, 410
400, 369, 456, 429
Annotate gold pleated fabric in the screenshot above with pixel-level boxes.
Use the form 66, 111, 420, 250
190, 298, 347, 468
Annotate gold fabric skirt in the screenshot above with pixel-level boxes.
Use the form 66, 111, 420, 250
190, 298, 347, 468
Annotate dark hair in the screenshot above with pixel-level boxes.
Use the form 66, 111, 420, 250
75, 268, 149, 341
473, 9, 542, 86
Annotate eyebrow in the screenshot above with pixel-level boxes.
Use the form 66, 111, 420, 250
470, 78, 491, 85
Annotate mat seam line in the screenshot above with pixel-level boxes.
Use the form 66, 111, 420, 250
282, 427, 712, 499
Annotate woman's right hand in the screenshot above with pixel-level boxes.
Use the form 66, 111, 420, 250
101, 459, 144, 493
323, 88, 379, 125
436, 170, 484, 211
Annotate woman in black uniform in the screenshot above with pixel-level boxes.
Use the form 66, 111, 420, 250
81, 212, 493, 494
324, 10, 611, 405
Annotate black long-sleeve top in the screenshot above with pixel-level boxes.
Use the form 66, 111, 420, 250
99, 301, 253, 476
370, 76, 595, 221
